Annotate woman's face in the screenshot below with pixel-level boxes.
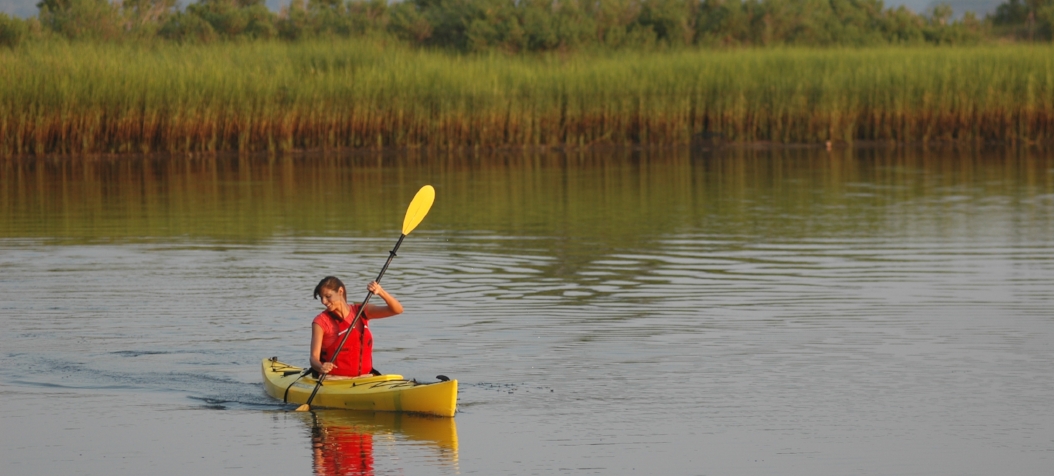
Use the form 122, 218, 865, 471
318, 286, 346, 314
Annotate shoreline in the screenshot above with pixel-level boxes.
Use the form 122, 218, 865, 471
3, 139, 1049, 162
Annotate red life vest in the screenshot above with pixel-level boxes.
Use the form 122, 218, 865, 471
313, 304, 373, 377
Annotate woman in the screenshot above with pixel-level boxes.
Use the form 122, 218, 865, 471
311, 276, 403, 378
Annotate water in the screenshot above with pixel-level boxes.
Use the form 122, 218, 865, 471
1, 146, 1052, 475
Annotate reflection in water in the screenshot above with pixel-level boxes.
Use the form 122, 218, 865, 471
3, 146, 1051, 244
303, 410, 458, 476
313, 424, 372, 475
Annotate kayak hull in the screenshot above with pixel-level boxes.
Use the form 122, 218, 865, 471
261, 358, 457, 417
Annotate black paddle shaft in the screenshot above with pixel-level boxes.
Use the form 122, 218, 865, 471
303, 234, 406, 407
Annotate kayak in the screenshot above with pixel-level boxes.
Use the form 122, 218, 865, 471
261, 358, 458, 417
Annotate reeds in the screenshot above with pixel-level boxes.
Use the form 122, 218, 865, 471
2, 40, 1054, 156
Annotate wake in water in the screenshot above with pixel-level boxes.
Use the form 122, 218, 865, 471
2, 350, 286, 410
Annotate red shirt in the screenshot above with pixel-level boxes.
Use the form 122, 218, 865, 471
313, 304, 373, 377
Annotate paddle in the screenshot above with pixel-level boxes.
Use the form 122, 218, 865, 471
295, 185, 436, 412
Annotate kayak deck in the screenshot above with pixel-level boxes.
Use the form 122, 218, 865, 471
262, 358, 458, 417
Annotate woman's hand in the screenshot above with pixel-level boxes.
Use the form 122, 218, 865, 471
319, 362, 337, 374
363, 281, 403, 318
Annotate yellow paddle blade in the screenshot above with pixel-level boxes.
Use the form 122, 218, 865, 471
402, 185, 435, 235
294, 404, 310, 412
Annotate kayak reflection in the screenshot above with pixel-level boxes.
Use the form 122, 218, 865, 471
302, 410, 458, 476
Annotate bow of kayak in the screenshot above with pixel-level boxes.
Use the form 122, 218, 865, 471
262, 358, 458, 417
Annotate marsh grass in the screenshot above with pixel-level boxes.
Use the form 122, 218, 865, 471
2, 40, 1054, 156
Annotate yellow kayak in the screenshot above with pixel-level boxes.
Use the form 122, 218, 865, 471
262, 358, 458, 417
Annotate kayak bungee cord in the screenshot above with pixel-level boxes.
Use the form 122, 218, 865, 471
268, 357, 311, 403
283, 370, 311, 403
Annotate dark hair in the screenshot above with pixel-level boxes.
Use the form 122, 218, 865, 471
313, 276, 345, 300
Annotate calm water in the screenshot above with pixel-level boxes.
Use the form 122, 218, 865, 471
1, 146, 1053, 475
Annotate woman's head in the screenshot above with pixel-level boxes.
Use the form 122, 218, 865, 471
314, 276, 346, 307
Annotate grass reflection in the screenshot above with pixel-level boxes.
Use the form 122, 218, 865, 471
1, 147, 1051, 246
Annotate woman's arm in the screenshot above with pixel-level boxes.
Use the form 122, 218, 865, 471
310, 323, 336, 374
362, 281, 403, 319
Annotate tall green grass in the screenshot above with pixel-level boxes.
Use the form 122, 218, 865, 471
2, 40, 1054, 156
